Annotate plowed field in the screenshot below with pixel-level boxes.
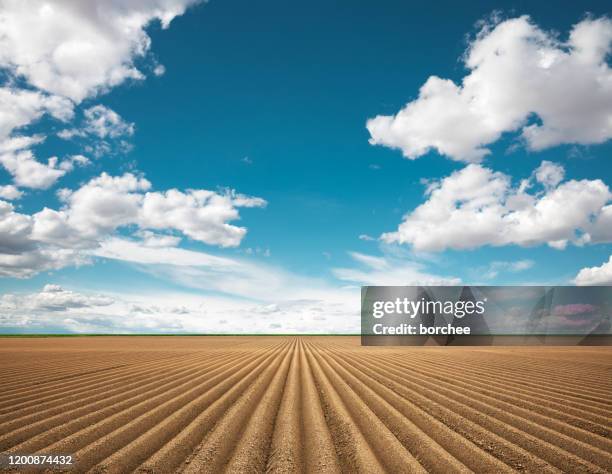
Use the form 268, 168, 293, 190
0, 337, 610, 473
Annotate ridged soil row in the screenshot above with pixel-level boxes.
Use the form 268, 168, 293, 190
0, 354, 141, 382
0, 345, 259, 395
14, 341, 288, 474
395, 353, 610, 436
0, 341, 282, 401
131, 342, 296, 472
308, 343, 475, 474
45, 341, 290, 472
363, 351, 612, 459
389, 351, 612, 415
312, 343, 515, 474
0, 342, 277, 414
409, 348, 612, 385
445, 350, 612, 386
0, 360, 139, 396
324, 345, 563, 472
392, 352, 612, 428
217, 340, 297, 473
304, 342, 425, 473
0, 351, 201, 405
295, 339, 342, 473
408, 351, 612, 402
0, 346, 268, 452
302, 349, 387, 473
424, 347, 611, 375
265, 338, 302, 472
0, 353, 184, 391
0, 349, 247, 430
330, 347, 611, 473
175, 340, 295, 473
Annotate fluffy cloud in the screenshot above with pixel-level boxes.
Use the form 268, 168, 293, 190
367, 16, 612, 162
382, 161, 612, 251
140, 189, 267, 247
0, 284, 114, 312
58, 105, 134, 157
0, 185, 22, 200
0, 284, 118, 331
0, 87, 73, 140
0, 285, 359, 334
0, 200, 90, 278
56, 172, 153, 241
332, 251, 460, 286
0, 89, 75, 190
0, 172, 266, 278
80, 105, 135, 139
0, 134, 90, 190
0, 0, 200, 103
0, 90, 74, 189
0, 12, 267, 278
56, 173, 266, 247
0, 1, 197, 193
0, 150, 67, 189
57, 154, 91, 172
534, 160, 564, 189
0, 95, 95, 190
58, 105, 134, 140
574, 256, 612, 285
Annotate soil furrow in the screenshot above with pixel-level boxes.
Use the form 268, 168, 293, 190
0, 349, 259, 452
0, 336, 609, 474
265, 339, 303, 473
322, 347, 517, 474
346, 352, 610, 473
305, 342, 425, 474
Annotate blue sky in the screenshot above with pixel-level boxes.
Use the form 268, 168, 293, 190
0, 0, 611, 333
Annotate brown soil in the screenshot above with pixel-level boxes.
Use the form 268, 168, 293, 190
0, 337, 610, 473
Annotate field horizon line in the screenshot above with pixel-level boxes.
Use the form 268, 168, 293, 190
0, 333, 363, 338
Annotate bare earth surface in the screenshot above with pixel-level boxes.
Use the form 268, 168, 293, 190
0, 336, 610, 473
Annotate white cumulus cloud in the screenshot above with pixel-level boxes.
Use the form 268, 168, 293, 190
0, 185, 22, 200
28, 284, 113, 311
0, 150, 67, 189
0, 0, 200, 103
0, 1, 198, 193
0, 87, 73, 140
382, 161, 612, 251
534, 160, 565, 189
367, 16, 612, 162
140, 189, 267, 248
574, 256, 612, 285
0, 172, 266, 278
0, 90, 75, 190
